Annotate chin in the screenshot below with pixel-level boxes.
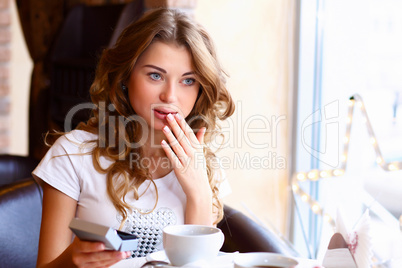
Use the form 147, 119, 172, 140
151, 122, 166, 132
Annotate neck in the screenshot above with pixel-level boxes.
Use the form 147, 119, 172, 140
141, 129, 166, 158
141, 130, 173, 179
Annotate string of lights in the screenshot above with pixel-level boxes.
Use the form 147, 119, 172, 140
292, 94, 401, 228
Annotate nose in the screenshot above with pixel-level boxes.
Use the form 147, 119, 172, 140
159, 82, 178, 103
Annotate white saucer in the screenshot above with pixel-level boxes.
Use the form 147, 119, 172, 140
146, 250, 170, 263
234, 252, 298, 267
146, 250, 231, 267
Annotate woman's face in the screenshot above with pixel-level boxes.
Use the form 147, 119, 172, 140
127, 41, 200, 131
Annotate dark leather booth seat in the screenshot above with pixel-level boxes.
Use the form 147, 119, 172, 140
0, 155, 39, 187
218, 206, 299, 257
0, 178, 43, 268
0, 155, 42, 268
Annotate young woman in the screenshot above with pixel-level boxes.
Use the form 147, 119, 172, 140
33, 8, 234, 268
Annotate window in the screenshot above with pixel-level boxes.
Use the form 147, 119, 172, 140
292, 0, 402, 263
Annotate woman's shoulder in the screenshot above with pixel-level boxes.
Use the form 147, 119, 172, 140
65, 129, 98, 142
53, 129, 98, 153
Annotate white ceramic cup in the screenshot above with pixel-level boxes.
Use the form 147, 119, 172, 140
162, 224, 224, 266
234, 252, 298, 268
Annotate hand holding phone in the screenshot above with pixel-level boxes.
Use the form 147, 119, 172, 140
69, 218, 139, 251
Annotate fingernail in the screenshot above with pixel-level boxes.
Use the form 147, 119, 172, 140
125, 251, 131, 258
163, 126, 170, 132
167, 113, 174, 121
161, 139, 167, 145
175, 113, 182, 120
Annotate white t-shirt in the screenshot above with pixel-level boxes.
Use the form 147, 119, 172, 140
33, 130, 230, 257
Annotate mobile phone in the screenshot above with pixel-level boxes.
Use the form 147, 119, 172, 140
69, 218, 139, 251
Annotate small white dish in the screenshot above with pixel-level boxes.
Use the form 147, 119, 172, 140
146, 250, 230, 267
234, 252, 298, 268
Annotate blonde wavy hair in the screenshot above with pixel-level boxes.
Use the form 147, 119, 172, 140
77, 8, 234, 225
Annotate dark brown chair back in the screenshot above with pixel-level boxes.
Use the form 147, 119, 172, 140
218, 205, 299, 257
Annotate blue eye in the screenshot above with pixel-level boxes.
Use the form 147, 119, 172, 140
183, 78, 195, 86
149, 73, 162, 81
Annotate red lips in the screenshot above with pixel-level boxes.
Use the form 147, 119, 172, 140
153, 108, 177, 120
153, 108, 177, 114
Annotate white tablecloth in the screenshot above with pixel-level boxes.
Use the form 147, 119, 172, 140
111, 252, 322, 268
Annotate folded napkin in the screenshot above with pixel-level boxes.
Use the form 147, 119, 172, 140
322, 233, 356, 268
322, 210, 372, 268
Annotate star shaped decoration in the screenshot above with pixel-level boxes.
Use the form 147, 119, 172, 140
292, 94, 401, 227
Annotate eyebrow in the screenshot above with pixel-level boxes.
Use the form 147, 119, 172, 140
144, 64, 166, 74
143, 64, 195, 77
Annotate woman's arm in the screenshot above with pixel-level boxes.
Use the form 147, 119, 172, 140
184, 191, 213, 226
37, 183, 129, 268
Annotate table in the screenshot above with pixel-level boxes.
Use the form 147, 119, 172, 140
110, 252, 322, 268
